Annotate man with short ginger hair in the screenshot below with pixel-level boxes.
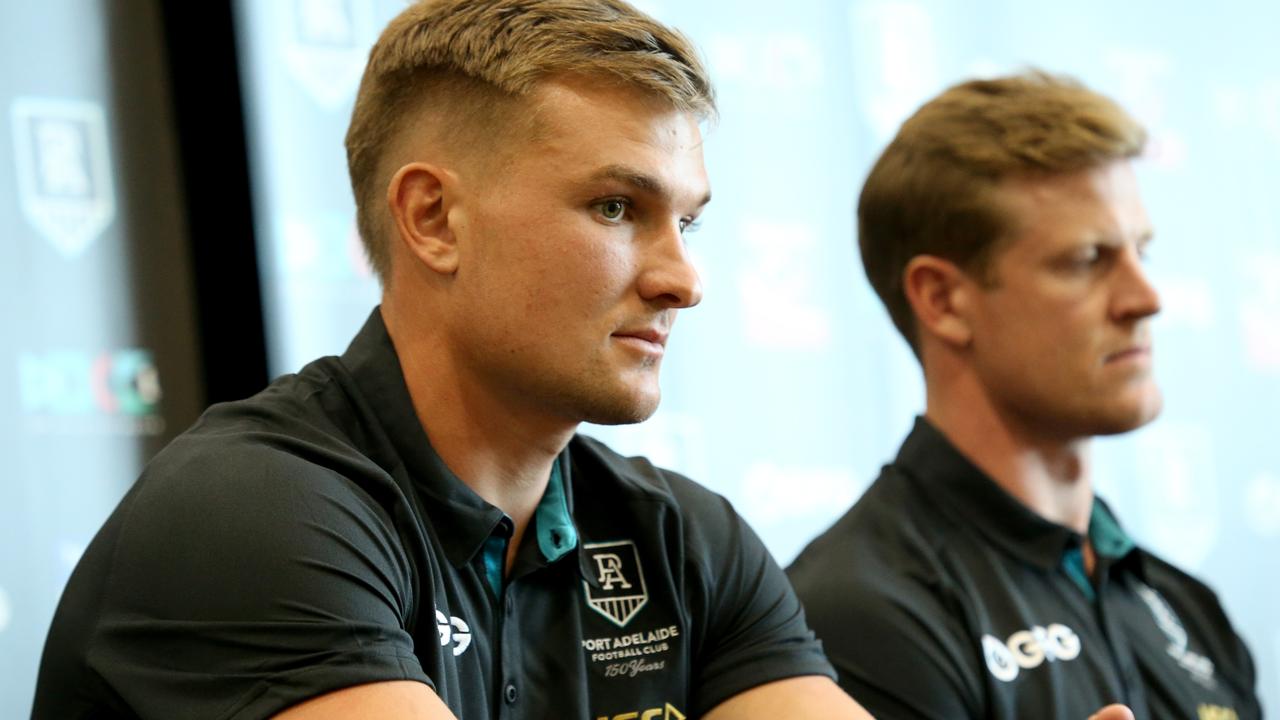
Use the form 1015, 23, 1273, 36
34, 1, 872, 718
788, 72, 1261, 720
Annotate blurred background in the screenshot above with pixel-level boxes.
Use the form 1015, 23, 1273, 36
2, 0, 1277, 716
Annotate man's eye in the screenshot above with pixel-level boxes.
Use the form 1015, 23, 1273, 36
598, 199, 627, 222
1067, 246, 1102, 268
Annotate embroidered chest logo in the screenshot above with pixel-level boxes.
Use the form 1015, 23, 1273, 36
583, 540, 648, 627
981, 623, 1082, 682
1198, 705, 1239, 720
596, 702, 685, 720
1134, 582, 1217, 689
435, 608, 472, 657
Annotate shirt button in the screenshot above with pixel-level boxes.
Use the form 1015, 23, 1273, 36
504, 683, 518, 704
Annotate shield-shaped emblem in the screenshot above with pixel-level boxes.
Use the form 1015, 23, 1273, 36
1134, 423, 1220, 571
11, 98, 116, 259
582, 540, 648, 627
281, 0, 375, 108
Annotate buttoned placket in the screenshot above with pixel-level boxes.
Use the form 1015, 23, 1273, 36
477, 517, 525, 719
495, 575, 522, 718
1092, 560, 1150, 719
480, 457, 578, 718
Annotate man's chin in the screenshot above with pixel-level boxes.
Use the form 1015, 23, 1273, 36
579, 391, 661, 426
1092, 390, 1164, 437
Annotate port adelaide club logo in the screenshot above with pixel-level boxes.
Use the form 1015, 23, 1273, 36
582, 540, 648, 627
11, 97, 116, 259
282, 0, 375, 108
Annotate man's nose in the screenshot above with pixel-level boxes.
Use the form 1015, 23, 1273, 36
1111, 246, 1161, 322
637, 221, 703, 309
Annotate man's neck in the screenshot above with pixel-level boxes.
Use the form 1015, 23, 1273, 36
382, 303, 575, 540
924, 379, 1094, 534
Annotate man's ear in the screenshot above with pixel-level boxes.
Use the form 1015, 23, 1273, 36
387, 162, 459, 275
903, 255, 975, 349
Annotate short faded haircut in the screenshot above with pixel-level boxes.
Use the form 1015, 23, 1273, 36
858, 71, 1146, 357
345, 0, 716, 283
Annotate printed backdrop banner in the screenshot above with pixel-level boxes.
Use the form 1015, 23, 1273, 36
16, 2, 1275, 717
0, 3, 205, 716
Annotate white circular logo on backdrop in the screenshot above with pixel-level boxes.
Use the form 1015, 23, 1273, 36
0, 585, 12, 633
1245, 473, 1280, 537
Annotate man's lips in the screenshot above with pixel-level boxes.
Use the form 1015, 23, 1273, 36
1104, 345, 1152, 364
612, 327, 669, 352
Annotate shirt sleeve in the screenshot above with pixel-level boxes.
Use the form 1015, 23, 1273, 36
673, 482, 837, 717
88, 436, 433, 720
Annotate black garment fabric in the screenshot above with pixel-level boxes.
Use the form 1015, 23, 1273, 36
787, 417, 1261, 720
34, 309, 833, 720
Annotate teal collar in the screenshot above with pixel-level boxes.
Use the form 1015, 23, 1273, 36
483, 455, 579, 596
535, 456, 578, 562
1062, 499, 1137, 601
1088, 499, 1135, 559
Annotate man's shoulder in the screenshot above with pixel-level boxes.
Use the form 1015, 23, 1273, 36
790, 463, 954, 580
567, 433, 758, 563
188, 355, 354, 440
1133, 546, 1243, 627
137, 355, 398, 518
167, 354, 374, 462
569, 433, 728, 510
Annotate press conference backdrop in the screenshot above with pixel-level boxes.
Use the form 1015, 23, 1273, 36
236, 0, 1280, 710
0, 2, 207, 717
2, 0, 1269, 716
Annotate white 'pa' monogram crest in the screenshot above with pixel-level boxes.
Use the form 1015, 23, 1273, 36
594, 553, 633, 590
583, 540, 648, 627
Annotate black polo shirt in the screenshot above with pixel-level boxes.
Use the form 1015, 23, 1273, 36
787, 417, 1261, 720
34, 309, 833, 720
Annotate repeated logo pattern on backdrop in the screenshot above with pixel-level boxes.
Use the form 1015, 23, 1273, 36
1, 3, 208, 717
0, 1, 1257, 717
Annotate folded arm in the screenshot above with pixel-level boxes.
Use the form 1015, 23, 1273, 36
272, 682, 457, 720
705, 676, 875, 719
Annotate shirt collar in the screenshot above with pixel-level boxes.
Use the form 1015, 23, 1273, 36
896, 416, 1140, 572
340, 308, 583, 570
535, 456, 579, 562
565, 434, 685, 587
1088, 498, 1136, 560
1064, 498, 1143, 599
338, 308, 510, 568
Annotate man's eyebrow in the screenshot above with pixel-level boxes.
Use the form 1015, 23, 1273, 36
588, 164, 712, 208
1081, 228, 1154, 246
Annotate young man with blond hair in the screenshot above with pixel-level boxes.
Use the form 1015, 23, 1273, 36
34, 1, 870, 718
788, 72, 1261, 719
